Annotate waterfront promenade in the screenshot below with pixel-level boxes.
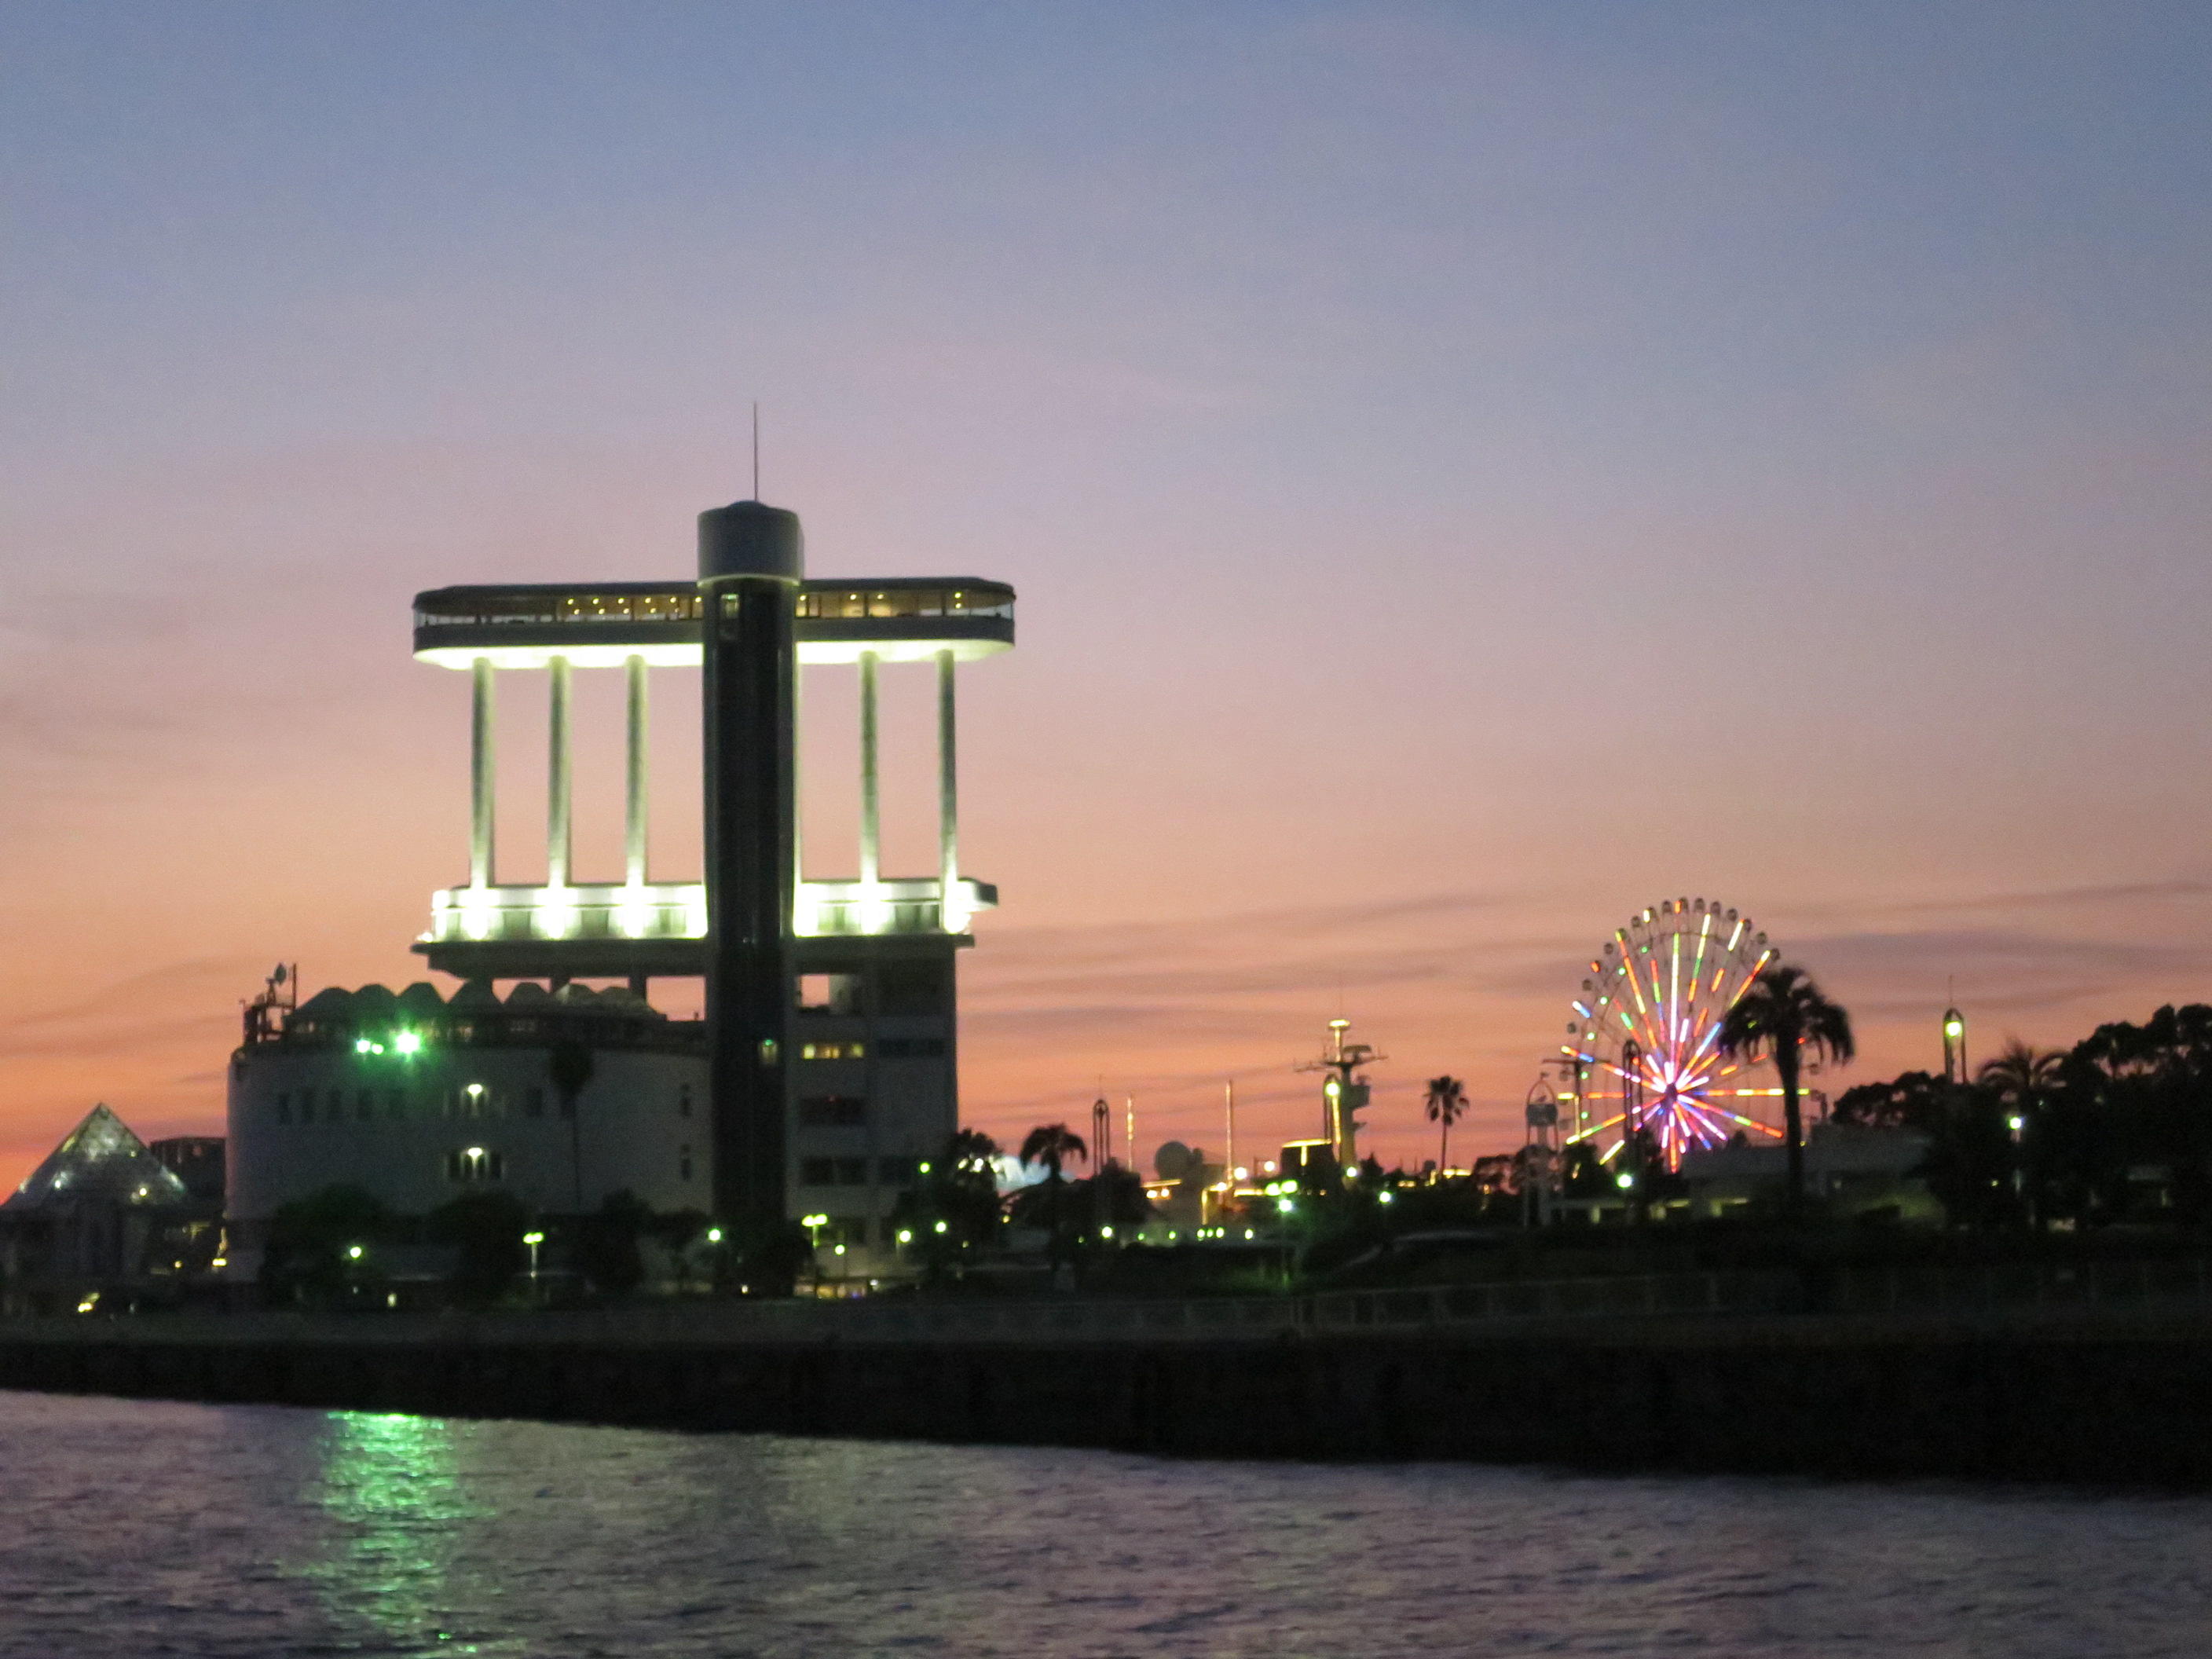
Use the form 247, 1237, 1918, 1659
6, 1259, 2211, 1487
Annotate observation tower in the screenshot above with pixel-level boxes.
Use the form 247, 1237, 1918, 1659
407, 497, 1015, 1251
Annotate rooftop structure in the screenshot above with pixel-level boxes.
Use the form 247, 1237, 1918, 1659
6, 1104, 187, 1211
410, 569, 1011, 983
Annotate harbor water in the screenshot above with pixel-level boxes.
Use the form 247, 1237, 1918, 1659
1, 1390, 2207, 1657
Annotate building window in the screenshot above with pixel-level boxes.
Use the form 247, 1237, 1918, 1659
525, 1086, 545, 1119
800, 1157, 836, 1187
876, 961, 946, 1016
275, 1092, 292, 1125
877, 1155, 917, 1185
835, 1157, 868, 1186
877, 1037, 947, 1059
796, 972, 860, 1014
800, 1041, 865, 1061
798, 1095, 866, 1128
830, 1215, 868, 1246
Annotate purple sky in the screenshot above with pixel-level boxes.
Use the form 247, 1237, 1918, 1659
2, 2, 2210, 1180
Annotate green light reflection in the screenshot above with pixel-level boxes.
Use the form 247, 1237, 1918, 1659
308, 1410, 503, 1654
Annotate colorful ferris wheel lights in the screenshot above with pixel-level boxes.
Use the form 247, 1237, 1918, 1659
1554, 898, 1784, 1172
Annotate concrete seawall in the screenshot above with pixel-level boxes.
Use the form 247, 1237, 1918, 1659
2, 1306, 2208, 1485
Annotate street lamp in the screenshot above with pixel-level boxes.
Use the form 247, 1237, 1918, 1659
522, 1229, 544, 1286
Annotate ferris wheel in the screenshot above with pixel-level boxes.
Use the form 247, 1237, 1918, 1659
1558, 898, 1784, 1172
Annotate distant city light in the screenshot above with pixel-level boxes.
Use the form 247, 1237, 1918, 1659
394, 1031, 423, 1054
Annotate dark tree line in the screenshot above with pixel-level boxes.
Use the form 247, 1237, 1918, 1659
1833, 1004, 2212, 1228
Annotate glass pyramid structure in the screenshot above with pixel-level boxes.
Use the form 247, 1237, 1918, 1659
5, 1103, 189, 1210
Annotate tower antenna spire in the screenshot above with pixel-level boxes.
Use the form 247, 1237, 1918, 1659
751, 401, 760, 499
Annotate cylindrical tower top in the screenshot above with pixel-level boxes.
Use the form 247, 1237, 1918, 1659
699, 500, 804, 584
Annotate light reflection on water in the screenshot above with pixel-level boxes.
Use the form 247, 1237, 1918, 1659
1, 1388, 2209, 1657
309, 1412, 483, 1649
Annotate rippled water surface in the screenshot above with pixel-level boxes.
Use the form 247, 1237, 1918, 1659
2, 1390, 2210, 1657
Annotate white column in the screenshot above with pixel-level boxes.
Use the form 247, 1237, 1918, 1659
936, 648, 960, 931
624, 654, 648, 887
859, 650, 881, 887
470, 656, 496, 888
791, 655, 808, 928
547, 655, 573, 888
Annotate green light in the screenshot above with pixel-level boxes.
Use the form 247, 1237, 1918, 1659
346, 1244, 364, 1260
932, 1219, 948, 1234
704, 1227, 723, 1244
1616, 1172, 1635, 1188
1378, 1191, 1393, 1204
394, 1031, 423, 1055
917, 1161, 932, 1174
1945, 1020, 1963, 1038
522, 1231, 544, 1246
1324, 1079, 1340, 1097
353, 1038, 374, 1054
896, 1229, 913, 1244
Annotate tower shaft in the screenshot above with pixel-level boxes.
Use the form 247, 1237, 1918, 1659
700, 503, 804, 1246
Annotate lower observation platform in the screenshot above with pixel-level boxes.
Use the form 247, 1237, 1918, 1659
414, 876, 996, 980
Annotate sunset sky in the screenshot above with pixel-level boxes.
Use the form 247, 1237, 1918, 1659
4, 2, 2210, 1186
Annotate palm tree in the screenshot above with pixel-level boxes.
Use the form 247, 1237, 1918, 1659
1716, 963, 1855, 1211
1423, 1075, 1468, 1181
549, 1039, 595, 1213
1976, 1037, 2065, 1110
1978, 1038, 2067, 1224
1019, 1122, 1088, 1269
